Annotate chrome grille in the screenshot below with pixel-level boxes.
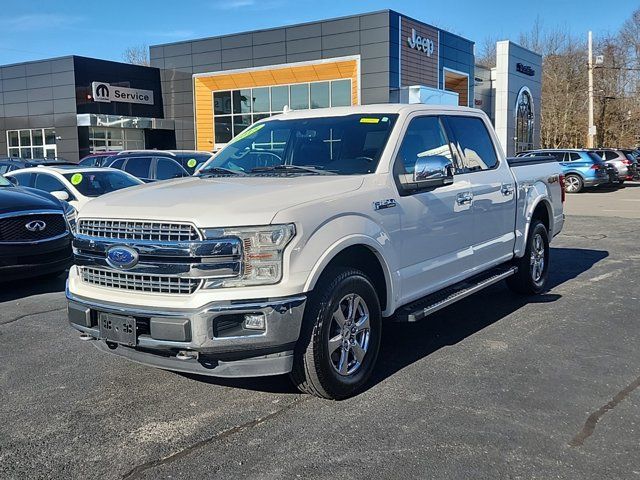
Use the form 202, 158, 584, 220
78, 219, 200, 242
80, 267, 200, 295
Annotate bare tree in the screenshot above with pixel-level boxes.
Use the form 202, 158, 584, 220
122, 44, 150, 66
476, 35, 499, 68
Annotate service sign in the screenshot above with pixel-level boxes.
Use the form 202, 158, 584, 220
91, 82, 154, 105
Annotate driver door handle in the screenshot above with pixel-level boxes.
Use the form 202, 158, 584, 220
501, 183, 515, 196
456, 192, 473, 205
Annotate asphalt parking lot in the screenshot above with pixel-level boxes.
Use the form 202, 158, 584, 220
1, 184, 639, 480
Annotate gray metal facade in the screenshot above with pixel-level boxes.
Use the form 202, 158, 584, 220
150, 10, 474, 150
0, 57, 78, 161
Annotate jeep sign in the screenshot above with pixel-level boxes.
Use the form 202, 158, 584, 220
407, 28, 434, 57
91, 82, 154, 105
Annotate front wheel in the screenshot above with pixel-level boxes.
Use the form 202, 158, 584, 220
507, 220, 550, 295
290, 267, 382, 399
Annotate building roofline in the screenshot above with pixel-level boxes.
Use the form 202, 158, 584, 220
151, 9, 474, 50
150, 9, 393, 49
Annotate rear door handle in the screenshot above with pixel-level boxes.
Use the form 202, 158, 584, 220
456, 192, 473, 205
501, 183, 515, 196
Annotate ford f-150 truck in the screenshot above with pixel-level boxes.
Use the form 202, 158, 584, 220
67, 104, 564, 399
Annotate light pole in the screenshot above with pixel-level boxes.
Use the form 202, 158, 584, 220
587, 31, 595, 148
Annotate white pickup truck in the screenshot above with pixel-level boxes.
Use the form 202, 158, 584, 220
67, 104, 564, 399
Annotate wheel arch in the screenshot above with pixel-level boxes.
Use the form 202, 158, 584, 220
304, 237, 395, 317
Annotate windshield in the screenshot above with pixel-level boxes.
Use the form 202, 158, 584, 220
63, 171, 141, 197
200, 114, 398, 175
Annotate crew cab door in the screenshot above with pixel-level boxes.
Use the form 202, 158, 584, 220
444, 115, 516, 268
390, 115, 476, 305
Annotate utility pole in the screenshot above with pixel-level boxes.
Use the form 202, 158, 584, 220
587, 31, 595, 148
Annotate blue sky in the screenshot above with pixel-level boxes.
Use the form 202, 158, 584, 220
0, 0, 637, 65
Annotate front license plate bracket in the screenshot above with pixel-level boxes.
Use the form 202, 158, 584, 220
98, 313, 137, 346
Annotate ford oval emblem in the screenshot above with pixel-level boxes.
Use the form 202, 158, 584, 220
106, 246, 139, 270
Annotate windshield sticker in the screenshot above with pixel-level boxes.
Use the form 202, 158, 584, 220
229, 123, 265, 144
360, 117, 380, 124
187, 158, 197, 168
70, 173, 83, 185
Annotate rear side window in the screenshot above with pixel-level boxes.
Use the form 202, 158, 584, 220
156, 158, 186, 180
446, 116, 498, 171
123, 157, 152, 178
587, 152, 604, 163
80, 156, 98, 167
569, 153, 581, 161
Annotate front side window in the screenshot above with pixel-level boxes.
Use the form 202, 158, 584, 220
447, 116, 498, 171
202, 114, 398, 176
34, 173, 66, 193
123, 157, 152, 179
156, 158, 186, 180
62, 171, 141, 197
10, 172, 33, 186
395, 116, 453, 175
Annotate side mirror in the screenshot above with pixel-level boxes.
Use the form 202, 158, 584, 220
398, 155, 454, 193
51, 190, 70, 201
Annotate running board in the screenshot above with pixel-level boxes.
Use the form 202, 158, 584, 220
395, 265, 518, 322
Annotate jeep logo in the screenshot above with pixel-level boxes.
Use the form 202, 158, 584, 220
407, 28, 434, 57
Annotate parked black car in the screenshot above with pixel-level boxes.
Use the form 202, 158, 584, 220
113, 150, 213, 174
0, 158, 76, 174
105, 153, 190, 182
0, 175, 74, 281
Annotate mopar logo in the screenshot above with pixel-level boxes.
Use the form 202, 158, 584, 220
106, 246, 139, 270
95, 83, 109, 99
25, 220, 46, 232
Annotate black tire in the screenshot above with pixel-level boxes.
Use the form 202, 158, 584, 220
507, 220, 550, 295
564, 174, 583, 193
618, 179, 625, 186
290, 267, 382, 400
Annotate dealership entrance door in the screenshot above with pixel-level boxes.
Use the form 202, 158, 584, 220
444, 69, 469, 107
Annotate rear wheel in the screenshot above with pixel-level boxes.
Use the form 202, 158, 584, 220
564, 174, 583, 193
290, 267, 381, 399
507, 220, 550, 295
618, 179, 625, 186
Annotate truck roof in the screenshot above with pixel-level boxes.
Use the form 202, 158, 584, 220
271, 103, 482, 120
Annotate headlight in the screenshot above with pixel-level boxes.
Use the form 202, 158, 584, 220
203, 224, 295, 288
62, 201, 77, 235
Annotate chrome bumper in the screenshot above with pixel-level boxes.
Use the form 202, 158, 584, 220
66, 287, 306, 378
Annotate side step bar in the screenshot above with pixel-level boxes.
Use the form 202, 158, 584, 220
395, 265, 518, 322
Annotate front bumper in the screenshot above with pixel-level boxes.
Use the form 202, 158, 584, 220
0, 236, 72, 281
67, 287, 307, 378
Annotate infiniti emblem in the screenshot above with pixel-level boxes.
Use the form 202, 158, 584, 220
106, 245, 139, 270
25, 220, 47, 232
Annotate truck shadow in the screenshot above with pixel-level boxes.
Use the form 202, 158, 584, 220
182, 247, 608, 396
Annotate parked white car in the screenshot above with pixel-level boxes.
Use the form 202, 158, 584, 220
67, 104, 565, 399
5, 166, 143, 210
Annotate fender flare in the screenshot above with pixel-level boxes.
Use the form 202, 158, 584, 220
303, 234, 397, 316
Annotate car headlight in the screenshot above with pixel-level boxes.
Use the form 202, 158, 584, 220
202, 224, 295, 288
61, 201, 77, 235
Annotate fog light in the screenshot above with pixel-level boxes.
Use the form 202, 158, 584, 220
244, 313, 266, 331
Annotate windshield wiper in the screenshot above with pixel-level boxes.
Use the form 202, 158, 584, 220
250, 165, 336, 175
197, 167, 246, 176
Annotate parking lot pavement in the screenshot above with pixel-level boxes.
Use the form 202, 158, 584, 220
564, 181, 640, 219
1, 189, 639, 480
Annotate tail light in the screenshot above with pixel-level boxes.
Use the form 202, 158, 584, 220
622, 159, 631, 165
590, 164, 601, 170
559, 174, 566, 203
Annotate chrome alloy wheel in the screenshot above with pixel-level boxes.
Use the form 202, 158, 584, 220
565, 176, 580, 192
530, 233, 546, 282
328, 293, 371, 376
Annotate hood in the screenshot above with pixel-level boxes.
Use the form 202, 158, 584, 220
79, 175, 364, 227
0, 186, 63, 215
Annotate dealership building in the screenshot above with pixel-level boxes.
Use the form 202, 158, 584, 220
0, 10, 541, 162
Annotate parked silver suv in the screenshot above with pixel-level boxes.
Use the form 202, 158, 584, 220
591, 149, 638, 184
